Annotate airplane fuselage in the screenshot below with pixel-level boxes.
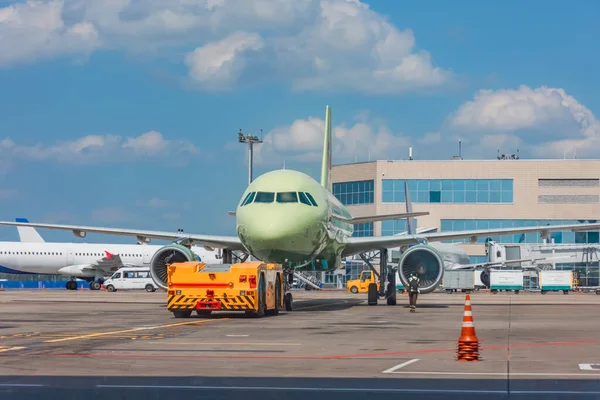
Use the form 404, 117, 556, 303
235, 169, 352, 271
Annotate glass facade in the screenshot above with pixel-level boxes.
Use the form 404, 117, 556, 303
382, 179, 513, 204
441, 219, 600, 244
381, 219, 416, 236
556, 263, 599, 287
353, 222, 373, 237
469, 255, 489, 264
333, 180, 374, 205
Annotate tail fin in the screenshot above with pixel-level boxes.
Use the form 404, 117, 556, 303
320, 105, 332, 191
15, 218, 45, 243
404, 181, 415, 235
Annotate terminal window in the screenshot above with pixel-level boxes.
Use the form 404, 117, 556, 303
441, 219, 600, 244
333, 180, 374, 205
381, 219, 416, 236
381, 179, 513, 204
353, 222, 373, 237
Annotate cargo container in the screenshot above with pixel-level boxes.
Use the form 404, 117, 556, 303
442, 269, 475, 294
539, 270, 573, 295
490, 270, 523, 293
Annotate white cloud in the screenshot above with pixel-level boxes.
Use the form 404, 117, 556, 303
254, 112, 409, 165
0, 130, 199, 170
418, 132, 441, 145
0, 0, 100, 66
91, 206, 134, 223
184, 31, 264, 90
448, 85, 600, 158
1, 0, 452, 93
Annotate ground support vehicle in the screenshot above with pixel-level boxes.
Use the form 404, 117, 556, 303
539, 270, 574, 295
490, 270, 524, 294
166, 261, 284, 318
442, 269, 475, 294
346, 270, 380, 294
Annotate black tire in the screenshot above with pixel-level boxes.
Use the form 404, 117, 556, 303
106, 285, 116, 292
91, 281, 101, 290
563, 290, 569, 295
386, 289, 397, 306
284, 292, 293, 311
596, 290, 600, 295
145, 284, 155, 292
248, 274, 266, 318
541, 290, 547, 295
367, 283, 378, 305
173, 310, 192, 318
514, 290, 520, 294
350, 286, 358, 294
196, 310, 212, 316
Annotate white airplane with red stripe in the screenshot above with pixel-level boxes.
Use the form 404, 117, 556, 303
0, 218, 219, 290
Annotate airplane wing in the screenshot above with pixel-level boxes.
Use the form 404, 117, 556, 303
448, 255, 576, 270
93, 252, 125, 274
0, 221, 246, 251
342, 222, 600, 257
348, 211, 429, 225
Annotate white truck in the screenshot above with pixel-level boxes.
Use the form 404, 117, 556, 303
539, 270, 573, 295
490, 270, 523, 294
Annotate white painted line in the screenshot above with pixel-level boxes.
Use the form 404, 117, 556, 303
383, 371, 600, 377
226, 334, 249, 337
0, 384, 45, 387
96, 385, 505, 394
382, 359, 420, 373
94, 385, 600, 395
579, 363, 599, 370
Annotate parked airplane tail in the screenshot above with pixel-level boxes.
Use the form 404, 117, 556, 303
15, 218, 45, 243
320, 105, 332, 191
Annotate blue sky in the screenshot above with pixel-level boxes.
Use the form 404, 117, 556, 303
0, 0, 599, 243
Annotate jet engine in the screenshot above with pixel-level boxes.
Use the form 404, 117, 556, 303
397, 244, 445, 294
149, 244, 198, 290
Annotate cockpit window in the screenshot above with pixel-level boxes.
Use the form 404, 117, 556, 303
254, 192, 275, 203
298, 192, 312, 206
304, 192, 318, 206
276, 192, 298, 203
242, 192, 256, 206
240, 192, 253, 206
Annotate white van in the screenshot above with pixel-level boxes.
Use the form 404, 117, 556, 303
103, 267, 158, 292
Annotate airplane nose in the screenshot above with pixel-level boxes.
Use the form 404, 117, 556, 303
237, 206, 318, 260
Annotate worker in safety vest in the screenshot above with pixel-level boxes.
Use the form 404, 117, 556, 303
407, 272, 420, 312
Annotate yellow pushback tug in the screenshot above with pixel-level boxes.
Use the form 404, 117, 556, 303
166, 261, 284, 318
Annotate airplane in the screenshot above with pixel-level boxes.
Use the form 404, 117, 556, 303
0, 218, 220, 290
2, 105, 600, 308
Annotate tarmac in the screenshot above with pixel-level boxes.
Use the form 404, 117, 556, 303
1, 288, 600, 399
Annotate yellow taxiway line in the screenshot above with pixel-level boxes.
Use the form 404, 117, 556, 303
0, 346, 27, 353
44, 319, 226, 343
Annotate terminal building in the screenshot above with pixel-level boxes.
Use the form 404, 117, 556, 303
330, 158, 600, 287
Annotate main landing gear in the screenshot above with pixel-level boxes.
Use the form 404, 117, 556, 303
65, 278, 103, 290
360, 248, 397, 307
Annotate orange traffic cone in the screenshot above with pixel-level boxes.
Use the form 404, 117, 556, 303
457, 293, 480, 361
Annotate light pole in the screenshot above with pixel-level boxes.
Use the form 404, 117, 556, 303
237, 129, 263, 185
